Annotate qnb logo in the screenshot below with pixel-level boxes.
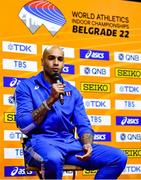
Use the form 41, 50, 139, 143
84, 67, 107, 75
115, 52, 141, 63
117, 132, 141, 142
80, 65, 110, 77
118, 53, 124, 60
84, 67, 90, 74
8, 96, 15, 104
120, 133, 126, 141
19, 0, 66, 36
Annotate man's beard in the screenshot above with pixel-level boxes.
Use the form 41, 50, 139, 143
44, 69, 61, 80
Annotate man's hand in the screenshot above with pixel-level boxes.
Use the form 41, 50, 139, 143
51, 83, 65, 101
75, 144, 92, 161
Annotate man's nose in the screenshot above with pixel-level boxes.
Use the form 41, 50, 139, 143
53, 58, 59, 65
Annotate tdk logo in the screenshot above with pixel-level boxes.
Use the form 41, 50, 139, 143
4, 166, 36, 176
19, 0, 66, 36
2, 41, 37, 54
62, 64, 75, 74
84, 99, 111, 109
3, 77, 25, 88
116, 116, 141, 126
8, 43, 31, 52
4, 130, 25, 141
80, 49, 109, 60
123, 165, 141, 174
94, 132, 111, 141
115, 84, 141, 94
114, 52, 141, 63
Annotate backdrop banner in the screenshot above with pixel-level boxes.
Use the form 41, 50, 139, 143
1, 0, 141, 179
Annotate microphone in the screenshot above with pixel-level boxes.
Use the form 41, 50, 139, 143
53, 73, 64, 105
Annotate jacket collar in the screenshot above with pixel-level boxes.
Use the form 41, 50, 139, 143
34, 71, 51, 89
34, 71, 72, 91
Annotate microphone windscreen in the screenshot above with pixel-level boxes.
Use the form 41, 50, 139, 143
52, 73, 60, 81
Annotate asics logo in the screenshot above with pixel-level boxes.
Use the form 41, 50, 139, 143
34, 85, 39, 90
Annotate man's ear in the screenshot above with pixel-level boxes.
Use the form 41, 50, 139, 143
41, 58, 44, 66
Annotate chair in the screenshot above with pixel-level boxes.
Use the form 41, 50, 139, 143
21, 137, 83, 180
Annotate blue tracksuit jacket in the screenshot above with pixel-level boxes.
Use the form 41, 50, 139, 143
15, 71, 94, 141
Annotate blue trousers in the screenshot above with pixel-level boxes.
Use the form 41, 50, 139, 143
27, 137, 127, 179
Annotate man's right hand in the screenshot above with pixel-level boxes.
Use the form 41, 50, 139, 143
51, 83, 65, 102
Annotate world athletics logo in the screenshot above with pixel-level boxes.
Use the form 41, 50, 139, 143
19, 0, 66, 36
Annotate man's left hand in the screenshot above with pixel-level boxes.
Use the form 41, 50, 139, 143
75, 144, 92, 161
